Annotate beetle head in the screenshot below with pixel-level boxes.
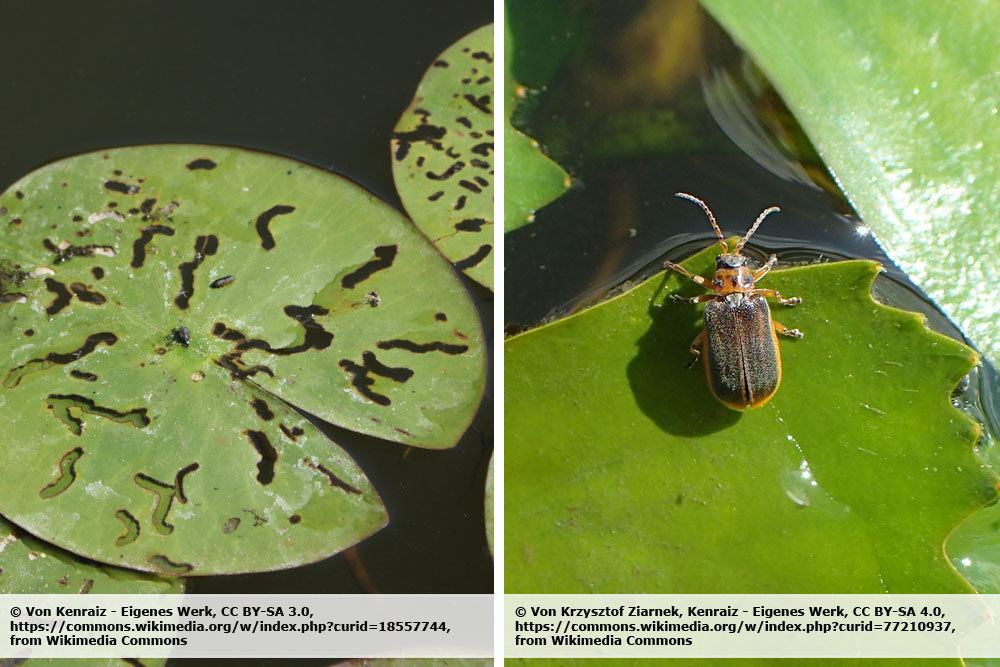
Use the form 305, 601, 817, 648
716, 253, 747, 269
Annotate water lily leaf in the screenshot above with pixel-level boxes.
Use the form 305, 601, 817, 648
0, 516, 181, 594
506, 244, 998, 601
504, 11, 570, 232
392, 24, 495, 290
0, 145, 485, 574
700, 0, 1000, 362
344, 660, 491, 667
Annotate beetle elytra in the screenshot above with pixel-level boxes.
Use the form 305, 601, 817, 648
664, 192, 803, 410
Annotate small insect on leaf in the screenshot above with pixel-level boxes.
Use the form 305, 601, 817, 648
664, 193, 803, 410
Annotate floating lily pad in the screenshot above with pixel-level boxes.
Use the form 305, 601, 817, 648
504, 11, 570, 232
0, 145, 485, 574
506, 244, 998, 598
392, 24, 495, 290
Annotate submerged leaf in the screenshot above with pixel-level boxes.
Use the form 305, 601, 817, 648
393, 24, 495, 289
506, 244, 997, 599
485, 453, 494, 556
504, 11, 570, 232
0, 145, 486, 574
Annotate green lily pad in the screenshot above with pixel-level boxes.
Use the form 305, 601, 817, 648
0, 145, 485, 574
504, 11, 570, 232
0, 516, 180, 594
506, 244, 998, 597
392, 24, 495, 289
344, 660, 491, 667
700, 0, 1000, 362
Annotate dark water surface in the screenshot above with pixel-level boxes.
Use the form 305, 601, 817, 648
1, 2, 493, 665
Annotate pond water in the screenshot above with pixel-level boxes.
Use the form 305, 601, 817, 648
505, 0, 1000, 593
0, 2, 493, 665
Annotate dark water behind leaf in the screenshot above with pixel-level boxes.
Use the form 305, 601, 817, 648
0, 2, 492, 665
506, 0, 1000, 594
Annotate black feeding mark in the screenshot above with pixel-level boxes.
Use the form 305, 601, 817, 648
147, 554, 193, 575
341, 245, 398, 289
392, 122, 447, 161
476, 75, 491, 85
426, 161, 465, 181
279, 424, 304, 441
463, 93, 492, 114
455, 218, 488, 233
445, 146, 461, 159
250, 398, 274, 421
103, 180, 140, 195
38, 447, 83, 498
231, 305, 333, 356
210, 275, 235, 289
471, 50, 493, 63
254, 204, 296, 250
70, 370, 97, 382
175, 234, 219, 309
435, 312, 448, 322
471, 158, 490, 169
44, 278, 72, 315
69, 283, 107, 305
454, 244, 492, 271
91, 267, 104, 280
454, 195, 467, 211
338, 351, 414, 406
474, 176, 489, 188
43, 238, 115, 264
456, 116, 472, 129
427, 191, 445, 201
458, 180, 482, 193
245, 430, 277, 485
3, 332, 117, 388
222, 517, 241, 534
131, 225, 175, 268
139, 198, 157, 217
377, 339, 469, 355
211, 322, 246, 342
47, 394, 150, 436
304, 458, 362, 495
289, 514, 301, 524
186, 158, 217, 170
174, 463, 200, 503
471, 142, 494, 156
432, 59, 449, 68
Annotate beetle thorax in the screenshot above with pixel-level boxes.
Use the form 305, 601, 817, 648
711, 264, 756, 295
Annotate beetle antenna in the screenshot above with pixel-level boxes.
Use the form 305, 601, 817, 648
675, 192, 727, 252
736, 206, 780, 253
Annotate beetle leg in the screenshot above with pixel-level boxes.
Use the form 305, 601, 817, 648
685, 330, 706, 368
752, 288, 802, 306
773, 321, 804, 338
753, 254, 778, 280
669, 293, 716, 305
663, 260, 706, 286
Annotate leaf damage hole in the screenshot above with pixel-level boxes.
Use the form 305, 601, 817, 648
42, 239, 115, 264
69, 370, 98, 382
114, 509, 140, 546
3, 332, 117, 388
250, 398, 274, 421
254, 205, 296, 250
46, 394, 150, 436
103, 180, 140, 195
175, 234, 218, 309
341, 245, 398, 289
131, 225, 175, 268
174, 463, 200, 503
377, 339, 469, 355
279, 424, 304, 441
134, 473, 177, 535
392, 110, 447, 161
186, 158, 217, 170
38, 447, 83, 499
453, 244, 492, 271
304, 458, 362, 495
338, 351, 414, 406
245, 430, 277, 485
147, 554, 193, 575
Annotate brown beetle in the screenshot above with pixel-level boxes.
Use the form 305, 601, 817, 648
664, 193, 803, 410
